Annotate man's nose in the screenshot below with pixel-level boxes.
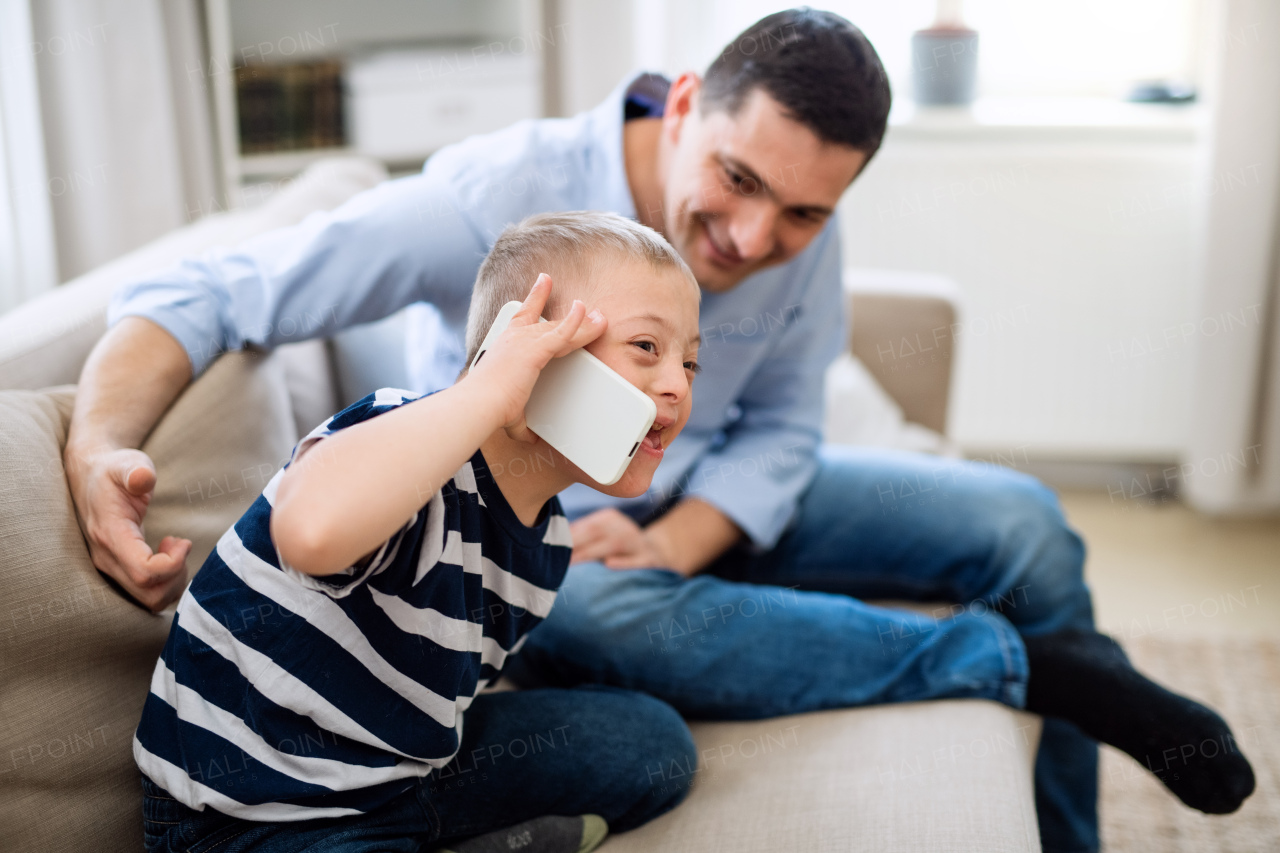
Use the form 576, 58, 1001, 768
728, 200, 778, 262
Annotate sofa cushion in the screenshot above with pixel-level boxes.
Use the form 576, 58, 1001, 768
0, 348, 299, 853
598, 701, 1042, 853
0, 388, 170, 853
141, 348, 298, 573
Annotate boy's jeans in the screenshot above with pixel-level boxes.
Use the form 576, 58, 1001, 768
507, 446, 1100, 853
141, 686, 695, 852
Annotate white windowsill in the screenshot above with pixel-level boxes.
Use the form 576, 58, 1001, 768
887, 97, 1205, 144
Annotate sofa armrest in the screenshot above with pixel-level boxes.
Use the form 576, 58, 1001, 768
844, 269, 961, 436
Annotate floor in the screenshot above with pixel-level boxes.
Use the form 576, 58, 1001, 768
1056, 490, 1280, 849
1057, 489, 1280, 639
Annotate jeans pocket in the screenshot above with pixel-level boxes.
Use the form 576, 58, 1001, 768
142, 777, 188, 853
185, 821, 253, 853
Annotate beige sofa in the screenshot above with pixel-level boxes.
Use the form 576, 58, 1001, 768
0, 158, 1042, 852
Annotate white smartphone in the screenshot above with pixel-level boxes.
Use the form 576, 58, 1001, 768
469, 301, 658, 486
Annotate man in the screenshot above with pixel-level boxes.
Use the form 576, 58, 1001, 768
66, 10, 1251, 853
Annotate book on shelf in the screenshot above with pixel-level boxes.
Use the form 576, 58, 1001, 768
236, 60, 345, 155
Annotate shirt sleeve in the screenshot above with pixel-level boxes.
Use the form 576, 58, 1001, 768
681, 225, 845, 548
108, 169, 488, 377
274, 388, 426, 597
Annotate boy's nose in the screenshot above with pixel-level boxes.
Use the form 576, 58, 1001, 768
652, 360, 691, 403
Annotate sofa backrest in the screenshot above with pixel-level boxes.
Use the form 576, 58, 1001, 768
844, 269, 959, 436
0, 157, 387, 436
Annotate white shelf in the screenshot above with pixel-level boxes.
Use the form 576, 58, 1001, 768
238, 147, 357, 180
888, 97, 1205, 144
206, 0, 546, 205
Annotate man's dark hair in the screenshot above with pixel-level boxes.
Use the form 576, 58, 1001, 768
702, 8, 891, 162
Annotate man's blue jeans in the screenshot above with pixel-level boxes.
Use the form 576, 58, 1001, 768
507, 446, 1099, 853
141, 686, 696, 852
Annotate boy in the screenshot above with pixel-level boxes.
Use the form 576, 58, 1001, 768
133, 212, 704, 853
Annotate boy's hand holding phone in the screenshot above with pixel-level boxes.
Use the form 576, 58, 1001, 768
466, 273, 606, 444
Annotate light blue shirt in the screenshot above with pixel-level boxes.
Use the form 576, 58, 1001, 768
109, 73, 846, 548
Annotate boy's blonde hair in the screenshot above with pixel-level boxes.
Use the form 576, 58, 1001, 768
464, 211, 699, 366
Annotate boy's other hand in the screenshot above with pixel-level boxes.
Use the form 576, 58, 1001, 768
569, 508, 671, 571
467, 273, 606, 443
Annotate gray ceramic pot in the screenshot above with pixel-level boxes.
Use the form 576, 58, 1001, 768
912, 27, 979, 105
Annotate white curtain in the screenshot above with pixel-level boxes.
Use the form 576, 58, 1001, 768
31, 0, 219, 283
0, 0, 58, 312
1184, 0, 1280, 513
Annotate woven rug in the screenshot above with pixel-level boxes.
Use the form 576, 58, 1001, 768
1099, 634, 1280, 852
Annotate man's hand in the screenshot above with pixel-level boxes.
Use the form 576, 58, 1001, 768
65, 316, 195, 613
65, 445, 191, 612
570, 499, 744, 577
569, 508, 672, 570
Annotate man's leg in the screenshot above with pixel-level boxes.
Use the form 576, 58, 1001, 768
509, 446, 1095, 852
725, 446, 1097, 853
509, 564, 1027, 718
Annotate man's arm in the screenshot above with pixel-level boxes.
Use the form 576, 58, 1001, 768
66, 170, 489, 610
65, 317, 194, 612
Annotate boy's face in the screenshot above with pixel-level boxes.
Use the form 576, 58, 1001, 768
553, 259, 700, 499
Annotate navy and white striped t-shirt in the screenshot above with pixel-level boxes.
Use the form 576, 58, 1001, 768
134, 389, 573, 821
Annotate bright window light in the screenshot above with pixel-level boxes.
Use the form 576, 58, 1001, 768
695, 0, 1204, 101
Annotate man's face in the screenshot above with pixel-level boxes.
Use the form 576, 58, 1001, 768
557, 260, 700, 498
659, 82, 868, 292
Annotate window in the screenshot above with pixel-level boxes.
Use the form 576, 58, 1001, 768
675, 0, 1204, 102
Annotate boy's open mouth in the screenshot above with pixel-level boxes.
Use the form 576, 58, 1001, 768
639, 426, 665, 457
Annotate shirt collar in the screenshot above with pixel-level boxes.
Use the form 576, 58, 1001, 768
581, 71, 670, 221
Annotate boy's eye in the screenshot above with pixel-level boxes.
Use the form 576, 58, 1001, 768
684, 360, 702, 374
632, 340, 656, 354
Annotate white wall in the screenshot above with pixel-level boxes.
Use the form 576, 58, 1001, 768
840, 123, 1203, 459
571, 0, 1210, 462
550, 0, 635, 116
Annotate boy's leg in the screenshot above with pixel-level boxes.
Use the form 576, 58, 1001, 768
141, 774, 431, 853
141, 686, 693, 853
423, 686, 696, 844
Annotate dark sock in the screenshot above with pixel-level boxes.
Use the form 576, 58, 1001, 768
438, 815, 607, 853
1023, 629, 1255, 814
